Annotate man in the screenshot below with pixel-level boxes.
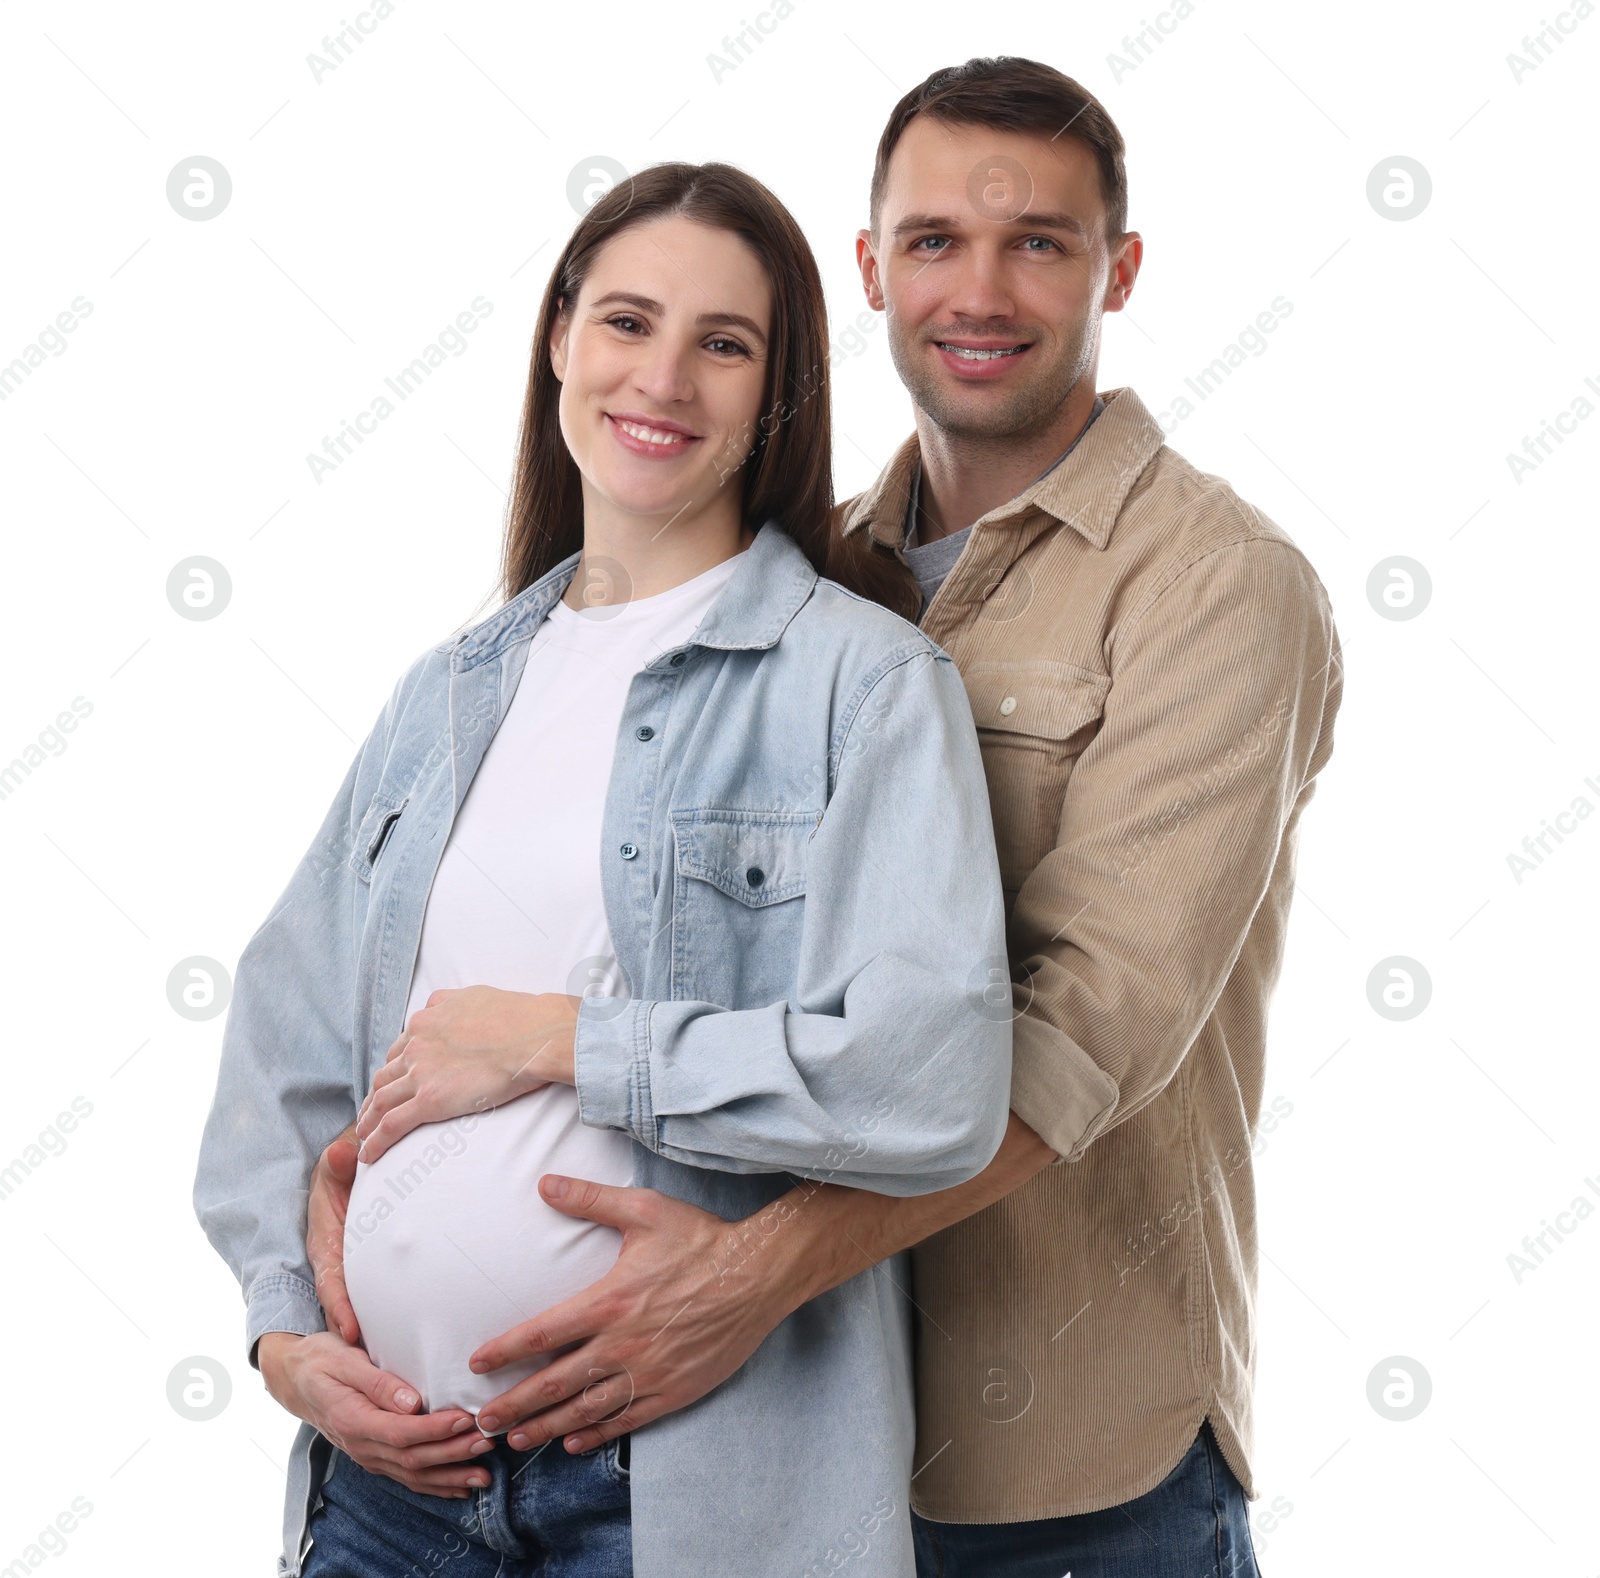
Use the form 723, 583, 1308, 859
305, 57, 1342, 1576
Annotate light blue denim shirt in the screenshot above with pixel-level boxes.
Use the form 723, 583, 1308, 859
193, 522, 1012, 1578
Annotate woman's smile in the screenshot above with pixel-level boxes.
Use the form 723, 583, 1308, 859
605, 410, 702, 457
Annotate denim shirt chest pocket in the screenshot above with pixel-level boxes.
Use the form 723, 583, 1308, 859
350, 791, 408, 883
669, 808, 815, 1005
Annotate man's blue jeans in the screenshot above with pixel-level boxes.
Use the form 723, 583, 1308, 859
912, 1423, 1261, 1578
300, 1433, 631, 1577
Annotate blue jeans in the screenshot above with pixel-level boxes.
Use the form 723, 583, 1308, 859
301, 1434, 631, 1577
912, 1423, 1260, 1578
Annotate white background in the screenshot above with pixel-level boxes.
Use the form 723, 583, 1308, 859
2, 0, 1596, 1572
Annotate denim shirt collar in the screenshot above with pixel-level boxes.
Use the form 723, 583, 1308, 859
450, 520, 816, 674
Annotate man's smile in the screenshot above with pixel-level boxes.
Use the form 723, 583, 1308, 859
931, 337, 1035, 377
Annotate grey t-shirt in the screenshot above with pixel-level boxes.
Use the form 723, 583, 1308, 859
902, 395, 1106, 614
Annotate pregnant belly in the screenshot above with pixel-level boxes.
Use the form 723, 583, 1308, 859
343, 1085, 635, 1424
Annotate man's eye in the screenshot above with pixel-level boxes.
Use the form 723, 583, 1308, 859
1021, 236, 1060, 252
911, 236, 950, 255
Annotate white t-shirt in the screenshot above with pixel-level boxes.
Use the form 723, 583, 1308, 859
344, 552, 742, 1422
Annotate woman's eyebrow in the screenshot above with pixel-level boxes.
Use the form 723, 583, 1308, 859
590, 290, 664, 314
696, 311, 766, 345
590, 291, 766, 346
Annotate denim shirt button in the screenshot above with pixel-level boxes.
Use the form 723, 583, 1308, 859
620, 842, 639, 860
746, 866, 765, 889
635, 726, 655, 741
669, 652, 687, 667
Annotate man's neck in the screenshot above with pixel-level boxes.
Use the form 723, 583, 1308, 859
912, 381, 1101, 544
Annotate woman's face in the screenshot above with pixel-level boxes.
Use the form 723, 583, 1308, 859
550, 215, 774, 529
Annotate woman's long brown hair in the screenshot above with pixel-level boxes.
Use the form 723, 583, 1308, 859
503, 162, 848, 602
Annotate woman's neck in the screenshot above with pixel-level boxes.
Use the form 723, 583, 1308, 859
564, 488, 753, 609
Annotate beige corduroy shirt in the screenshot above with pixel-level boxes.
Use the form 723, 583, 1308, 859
836, 386, 1344, 1522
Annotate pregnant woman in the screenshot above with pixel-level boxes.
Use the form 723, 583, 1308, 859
193, 162, 1012, 1578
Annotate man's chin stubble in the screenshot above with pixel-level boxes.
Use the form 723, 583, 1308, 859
894, 343, 1089, 444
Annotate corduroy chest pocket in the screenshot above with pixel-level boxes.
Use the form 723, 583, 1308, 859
963, 660, 1110, 893
670, 809, 814, 1006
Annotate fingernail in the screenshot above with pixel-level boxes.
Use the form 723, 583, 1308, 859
469, 1358, 487, 1373
471, 1474, 490, 1488
470, 1438, 493, 1454
478, 1414, 499, 1432
452, 1417, 474, 1434
544, 1175, 568, 1200
564, 1435, 584, 1452
509, 1433, 529, 1449
396, 1389, 419, 1410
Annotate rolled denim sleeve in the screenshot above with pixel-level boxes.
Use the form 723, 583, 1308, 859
192, 672, 412, 1367
576, 644, 1013, 1196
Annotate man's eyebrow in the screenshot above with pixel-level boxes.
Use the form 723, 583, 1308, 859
892, 210, 1089, 238
588, 292, 767, 343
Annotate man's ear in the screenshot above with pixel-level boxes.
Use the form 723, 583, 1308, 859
548, 301, 571, 381
1103, 232, 1143, 313
855, 229, 886, 313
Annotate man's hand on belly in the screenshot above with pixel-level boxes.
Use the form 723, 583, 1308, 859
467, 1175, 798, 1451
466, 1116, 1055, 1451
356, 986, 580, 1163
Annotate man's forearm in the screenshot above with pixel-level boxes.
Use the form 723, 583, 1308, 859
762, 1113, 1057, 1316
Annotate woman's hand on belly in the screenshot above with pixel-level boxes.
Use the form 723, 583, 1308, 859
356, 987, 580, 1163
308, 1122, 362, 1345
258, 1331, 495, 1499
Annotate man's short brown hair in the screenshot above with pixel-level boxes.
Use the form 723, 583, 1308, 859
869, 56, 1128, 238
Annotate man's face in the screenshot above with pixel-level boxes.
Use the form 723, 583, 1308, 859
860, 118, 1139, 441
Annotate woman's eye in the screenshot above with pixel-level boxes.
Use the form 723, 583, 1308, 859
606, 314, 646, 334
705, 335, 751, 357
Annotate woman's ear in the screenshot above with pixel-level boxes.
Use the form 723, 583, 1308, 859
548, 301, 571, 383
